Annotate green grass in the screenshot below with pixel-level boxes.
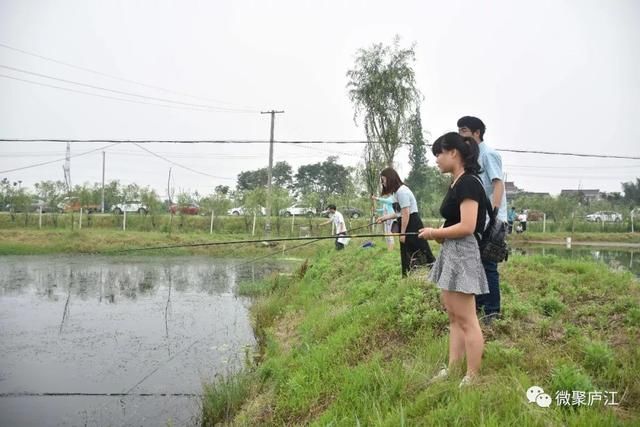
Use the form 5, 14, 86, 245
202, 244, 640, 425
202, 372, 253, 425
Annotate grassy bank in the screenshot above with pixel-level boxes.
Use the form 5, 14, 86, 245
0, 229, 323, 258
203, 244, 640, 425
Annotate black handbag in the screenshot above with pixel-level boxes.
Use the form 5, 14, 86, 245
471, 176, 509, 263
477, 207, 509, 263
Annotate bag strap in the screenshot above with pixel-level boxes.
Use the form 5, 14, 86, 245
467, 174, 497, 242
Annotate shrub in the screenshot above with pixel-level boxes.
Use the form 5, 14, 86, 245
539, 295, 566, 317
582, 340, 614, 374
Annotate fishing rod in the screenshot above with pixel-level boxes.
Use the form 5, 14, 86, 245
236, 220, 380, 266
111, 231, 417, 253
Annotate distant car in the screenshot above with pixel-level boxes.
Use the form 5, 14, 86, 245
5, 199, 52, 213
279, 204, 316, 217
57, 197, 101, 213
6, 199, 56, 213
30, 199, 56, 213
111, 201, 148, 215
227, 206, 266, 216
227, 207, 243, 216
585, 211, 622, 222
321, 207, 362, 219
169, 203, 200, 215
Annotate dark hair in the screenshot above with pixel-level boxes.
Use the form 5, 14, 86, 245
457, 116, 486, 141
327, 204, 337, 211
432, 132, 482, 175
380, 167, 404, 194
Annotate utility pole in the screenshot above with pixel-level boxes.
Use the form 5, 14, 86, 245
101, 151, 105, 213
63, 141, 72, 195
261, 110, 284, 235
167, 167, 173, 204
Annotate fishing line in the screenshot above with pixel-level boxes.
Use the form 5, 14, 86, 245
108, 232, 416, 254
234, 220, 380, 268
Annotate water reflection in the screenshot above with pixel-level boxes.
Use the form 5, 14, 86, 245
0, 256, 285, 301
0, 255, 292, 427
511, 245, 639, 277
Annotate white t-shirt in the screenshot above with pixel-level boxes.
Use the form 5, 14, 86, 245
393, 185, 419, 215
331, 211, 347, 234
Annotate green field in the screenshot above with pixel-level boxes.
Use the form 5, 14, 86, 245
202, 244, 640, 426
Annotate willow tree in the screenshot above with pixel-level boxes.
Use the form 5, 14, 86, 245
363, 142, 384, 197
362, 142, 385, 226
347, 36, 422, 169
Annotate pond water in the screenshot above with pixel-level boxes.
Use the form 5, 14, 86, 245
510, 244, 639, 277
0, 255, 292, 426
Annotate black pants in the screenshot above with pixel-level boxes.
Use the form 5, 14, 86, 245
398, 213, 436, 277
335, 232, 346, 250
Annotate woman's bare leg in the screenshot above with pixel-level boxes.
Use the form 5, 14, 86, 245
443, 291, 466, 368
446, 291, 484, 376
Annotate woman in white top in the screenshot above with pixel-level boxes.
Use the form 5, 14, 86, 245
376, 167, 435, 277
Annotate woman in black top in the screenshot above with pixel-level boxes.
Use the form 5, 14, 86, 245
418, 132, 489, 387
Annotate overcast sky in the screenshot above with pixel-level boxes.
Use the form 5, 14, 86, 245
1, 0, 639, 199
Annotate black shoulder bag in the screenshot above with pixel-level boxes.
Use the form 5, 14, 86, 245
470, 175, 509, 263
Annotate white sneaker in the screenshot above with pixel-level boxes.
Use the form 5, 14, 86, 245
458, 375, 473, 388
430, 367, 449, 383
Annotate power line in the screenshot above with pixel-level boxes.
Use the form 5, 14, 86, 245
0, 64, 259, 113
2, 149, 634, 180
0, 143, 119, 174
130, 142, 235, 181
105, 151, 322, 160
494, 148, 639, 160
508, 174, 631, 181
0, 139, 639, 160
0, 138, 372, 144
0, 74, 254, 114
291, 142, 361, 158
504, 163, 640, 170
0, 41, 260, 110
0, 142, 235, 180
0, 151, 325, 161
